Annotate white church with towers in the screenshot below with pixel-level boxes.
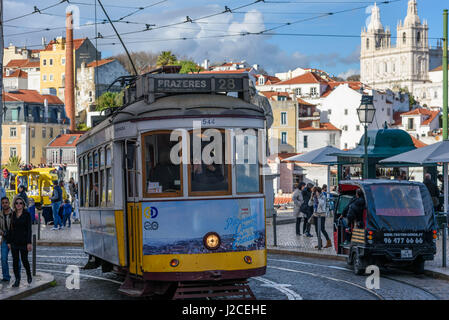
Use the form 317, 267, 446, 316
360, 0, 445, 102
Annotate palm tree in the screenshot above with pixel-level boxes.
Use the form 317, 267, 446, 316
6, 156, 23, 171
156, 51, 177, 66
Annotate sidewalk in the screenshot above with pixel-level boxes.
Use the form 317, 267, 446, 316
33, 221, 83, 247
266, 210, 449, 280
0, 272, 55, 300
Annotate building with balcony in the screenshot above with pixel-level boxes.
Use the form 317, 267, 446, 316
46, 133, 83, 181
2, 89, 69, 165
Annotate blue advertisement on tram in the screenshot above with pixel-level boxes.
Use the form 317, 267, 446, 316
142, 198, 265, 255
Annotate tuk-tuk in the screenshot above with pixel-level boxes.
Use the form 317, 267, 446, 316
14, 168, 60, 206
334, 179, 437, 275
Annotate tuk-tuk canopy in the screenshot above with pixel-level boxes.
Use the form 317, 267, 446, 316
339, 180, 435, 232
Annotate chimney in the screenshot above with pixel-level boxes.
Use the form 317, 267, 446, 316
65, 12, 76, 132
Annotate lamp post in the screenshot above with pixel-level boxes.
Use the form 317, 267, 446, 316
357, 94, 376, 179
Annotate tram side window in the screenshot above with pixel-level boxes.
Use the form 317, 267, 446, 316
143, 132, 181, 196
190, 130, 230, 194
235, 130, 260, 193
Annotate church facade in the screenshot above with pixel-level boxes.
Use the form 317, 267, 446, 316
360, 0, 444, 96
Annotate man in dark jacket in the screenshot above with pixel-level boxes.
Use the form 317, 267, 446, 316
424, 173, 440, 210
301, 183, 314, 237
342, 189, 366, 228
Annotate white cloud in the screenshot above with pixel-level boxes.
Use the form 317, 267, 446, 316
338, 68, 360, 79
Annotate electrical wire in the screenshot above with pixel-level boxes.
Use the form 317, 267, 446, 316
4, 0, 68, 23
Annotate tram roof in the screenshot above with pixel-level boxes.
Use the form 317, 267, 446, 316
78, 93, 269, 145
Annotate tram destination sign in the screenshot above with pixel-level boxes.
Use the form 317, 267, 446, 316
144, 74, 250, 103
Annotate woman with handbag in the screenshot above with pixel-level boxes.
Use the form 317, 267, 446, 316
308, 187, 332, 249
7, 196, 32, 287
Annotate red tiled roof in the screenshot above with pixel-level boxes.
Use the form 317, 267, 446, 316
5, 59, 39, 70
256, 74, 281, 85
2, 89, 63, 105
276, 72, 328, 85
400, 108, 440, 125
199, 68, 252, 74
321, 81, 363, 97
410, 135, 427, 148
299, 120, 341, 131
5, 59, 28, 68
48, 134, 83, 147
87, 58, 114, 68
431, 65, 448, 72
3, 70, 28, 79
44, 38, 87, 51
259, 91, 291, 101
276, 153, 301, 161
297, 97, 316, 106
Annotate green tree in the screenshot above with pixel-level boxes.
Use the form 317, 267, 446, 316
157, 51, 177, 66
96, 91, 123, 112
177, 60, 203, 74
6, 156, 23, 171
77, 123, 91, 132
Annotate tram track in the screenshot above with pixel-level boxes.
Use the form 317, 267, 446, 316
267, 257, 442, 300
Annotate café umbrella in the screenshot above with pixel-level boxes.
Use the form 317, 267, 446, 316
380, 140, 449, 213
284, 146, 341, 197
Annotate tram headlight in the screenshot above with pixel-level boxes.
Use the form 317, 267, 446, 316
170, 259, 179, 267
203, 232, 221, 250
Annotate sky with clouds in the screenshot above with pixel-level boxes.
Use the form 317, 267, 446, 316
3, 0, 448, 77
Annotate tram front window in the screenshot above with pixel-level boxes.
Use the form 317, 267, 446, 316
143, 132, 181, 196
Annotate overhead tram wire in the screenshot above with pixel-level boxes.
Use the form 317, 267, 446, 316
116, 0, 168, 21
95, 0, 265, 40
96, 0, 407, 45
96, 0, 138, 76
4, 0, 69, 23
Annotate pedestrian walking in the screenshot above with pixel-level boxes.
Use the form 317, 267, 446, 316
62, 199, 73, 228
7, 196, 32, 287
293, 182, 306, 235
424, 173, 440, 211
50, 181, 63, 230
0, 197, 20, 282
308, 187, 332, 249
301, 183, 314, 237
17, 185, 29, 208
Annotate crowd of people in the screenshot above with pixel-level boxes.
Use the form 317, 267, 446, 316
292, 182, 333, 249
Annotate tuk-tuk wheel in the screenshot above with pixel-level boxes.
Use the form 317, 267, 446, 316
411, 257, 425, 275
353, 251, 366, 276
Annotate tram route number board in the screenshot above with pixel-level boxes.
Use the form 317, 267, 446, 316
153, 77, 244, 93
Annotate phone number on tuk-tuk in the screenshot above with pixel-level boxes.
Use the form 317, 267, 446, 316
383, 237, 424, 244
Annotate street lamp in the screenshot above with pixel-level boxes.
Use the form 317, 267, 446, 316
357, 94, 376, 179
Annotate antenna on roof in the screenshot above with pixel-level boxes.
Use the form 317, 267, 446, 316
97, 0, 138, 76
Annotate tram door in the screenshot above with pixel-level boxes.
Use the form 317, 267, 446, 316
125, 140, 142, 276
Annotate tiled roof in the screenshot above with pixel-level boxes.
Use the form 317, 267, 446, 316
44, 38, 87, 51
256, 74, 281, 85
87, 58, 115, 68
400, 108, 440, 125
410, 135, 427, 148
3, 89, 63, 105
48, 134, 83, 147
299, 120, 341, 131
321, 81, 363, 97
199, 68, 252, 74
297, 97, 316, 106
276, 72, 328, 85
431, 65, 448, 72
3, 70, 28, 79
5, 59, 28, 68
259, 91, 291, 100
276, 153, 301, 161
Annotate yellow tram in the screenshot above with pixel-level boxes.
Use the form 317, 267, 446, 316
76, 71, 273, 298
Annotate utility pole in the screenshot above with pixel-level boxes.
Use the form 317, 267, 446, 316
443, 10, 448, 216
